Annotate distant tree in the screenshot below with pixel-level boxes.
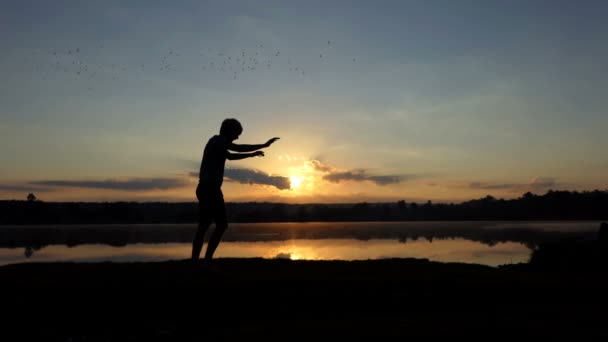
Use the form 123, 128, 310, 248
355, 202, 370, 209
27, 193, 37, 202
397, 200, 407, 211
382, 203, 391, 217
522, 192, 535, 200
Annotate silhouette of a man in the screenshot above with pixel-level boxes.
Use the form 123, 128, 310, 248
192, 118, 279, 265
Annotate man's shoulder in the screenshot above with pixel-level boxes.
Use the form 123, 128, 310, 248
207, 135, 228, 148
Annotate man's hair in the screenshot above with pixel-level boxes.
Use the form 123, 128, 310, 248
220, 118, 243, 136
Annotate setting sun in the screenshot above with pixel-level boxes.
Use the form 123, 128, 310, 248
290, 175, 303, 190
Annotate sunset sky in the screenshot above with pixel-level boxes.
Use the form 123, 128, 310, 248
1, 0, 607, 203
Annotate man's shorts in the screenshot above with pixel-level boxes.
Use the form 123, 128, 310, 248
196, 182, 227, 226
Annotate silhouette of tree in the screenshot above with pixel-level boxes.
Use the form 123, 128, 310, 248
355, 202, 370, 210
397, 200, 406, 211
27, 193, 37, 202
522, 192, 535, 200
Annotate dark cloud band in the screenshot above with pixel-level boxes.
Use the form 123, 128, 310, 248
224, 168, 291, 190
311, 160, 407, 186
30, 178, 190, 191
323, 171, 403, 185
469, 177, 558, 192
0, 184, 51, 192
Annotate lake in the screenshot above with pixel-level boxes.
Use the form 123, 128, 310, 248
0, 221, 601, 267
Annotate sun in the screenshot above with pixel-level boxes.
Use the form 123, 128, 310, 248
289, 175, 303, 190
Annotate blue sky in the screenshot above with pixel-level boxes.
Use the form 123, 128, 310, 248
1, 0, 607, 202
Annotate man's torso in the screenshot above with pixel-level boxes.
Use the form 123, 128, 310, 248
199, 135, 228, 186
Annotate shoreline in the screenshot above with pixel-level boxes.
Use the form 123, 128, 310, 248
2, 257, 607, 338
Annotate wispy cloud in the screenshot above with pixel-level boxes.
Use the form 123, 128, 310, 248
468, 177, 558, 192
224, 168, 291, 190
0, 184, 52, 193
309, 160, 410, 186
30, 178, 190, 191
469, 182, 518, 190
310, 160, 334, 173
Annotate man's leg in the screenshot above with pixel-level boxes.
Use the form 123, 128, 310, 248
191, 221, 211, 261
204, 222, 227, 262
204, 195, 227, 262
192, 201, 211, 261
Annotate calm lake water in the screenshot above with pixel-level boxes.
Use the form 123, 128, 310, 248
0, 221, 601, 267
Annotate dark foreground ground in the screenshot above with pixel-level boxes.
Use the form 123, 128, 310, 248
2, 257, 607, 340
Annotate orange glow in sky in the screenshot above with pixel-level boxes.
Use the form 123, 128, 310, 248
1, 2, 607, 203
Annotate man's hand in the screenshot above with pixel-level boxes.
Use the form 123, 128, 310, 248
264, 137, 280, 148
253, 151, 265, 157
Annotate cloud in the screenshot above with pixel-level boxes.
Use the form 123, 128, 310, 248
468, 177, 558, 192
309, 160, 408, 186
224, 168, 291, 190
366, 175, 406, 185
469, 182, 517, 190
309, 160, 334, 173
0, 184, 52, 193
323, 171, 404, 185
30, 177, 190, 191
274, 253, 292, 260
527, 177, 559, 189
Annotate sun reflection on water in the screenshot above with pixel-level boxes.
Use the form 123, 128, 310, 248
0, 238, 532, 267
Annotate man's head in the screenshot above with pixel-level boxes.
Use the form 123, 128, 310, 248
220, 118, 243, 141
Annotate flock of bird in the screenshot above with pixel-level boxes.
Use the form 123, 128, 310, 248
17, 40, 356, 90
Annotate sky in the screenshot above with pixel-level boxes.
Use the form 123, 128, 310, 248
1, 0, 607, 203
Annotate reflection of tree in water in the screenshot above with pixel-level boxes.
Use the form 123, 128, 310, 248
1, 223, 601, 253
392, 229, 567, 250
24, 245, 44, 258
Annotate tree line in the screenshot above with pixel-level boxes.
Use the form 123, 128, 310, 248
1, 190, 607, 224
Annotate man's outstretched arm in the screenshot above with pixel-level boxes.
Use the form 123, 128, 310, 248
228, 137, 280, 152
227, 151, 265, 160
